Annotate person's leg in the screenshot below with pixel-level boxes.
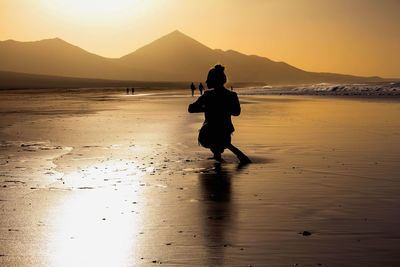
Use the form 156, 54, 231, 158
210, 147, 224, 162
227, 144, 251, 163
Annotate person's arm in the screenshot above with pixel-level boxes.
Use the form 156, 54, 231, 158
188, 95, 205, 113
231, 92, 241, 116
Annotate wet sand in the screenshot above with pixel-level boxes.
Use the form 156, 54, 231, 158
1, 89, 400, 266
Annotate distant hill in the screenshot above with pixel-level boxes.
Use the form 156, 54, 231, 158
0, 30, 383, 84
0, 70, 189, 89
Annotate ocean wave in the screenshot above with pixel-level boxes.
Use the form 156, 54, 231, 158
236, 82, 400, 96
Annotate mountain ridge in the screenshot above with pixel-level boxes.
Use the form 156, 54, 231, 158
0, 30, 384, 84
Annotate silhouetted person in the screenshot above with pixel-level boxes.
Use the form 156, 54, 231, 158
230, 86, 233, 91
131, 87, 135, 95
126, 87, 129, 94
190, 82, 196, 96
199, 83, 204, 95
188, 65, 251, 164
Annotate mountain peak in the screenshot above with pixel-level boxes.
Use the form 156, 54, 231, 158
49, 37, 64, 42
1, 37, 66, 44
164, 29, 197, 39
122, 30, 213, 58
156, 30, 204, 45
169, 29, 184, 35
39, 37, 69, 44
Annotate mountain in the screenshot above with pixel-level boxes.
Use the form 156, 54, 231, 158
0, 38, 164, 81
120, 30, 218, 81
0, 70, 188, 89
0, 38, 115, 78
0, 30, 383, 84
0, 70, 120, 89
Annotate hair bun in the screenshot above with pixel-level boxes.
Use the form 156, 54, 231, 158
214, 64, 225, 72
207, 64, 227, 86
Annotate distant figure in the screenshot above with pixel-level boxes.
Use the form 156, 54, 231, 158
188, 65, 251, 164
230, 86, 233, 91
190, 82, 196, 96
199, 83, 204, 95
126, 88, 129, 94
131, 87, 135, 95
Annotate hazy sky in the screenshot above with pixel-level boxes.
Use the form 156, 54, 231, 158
1, 0, 399, 77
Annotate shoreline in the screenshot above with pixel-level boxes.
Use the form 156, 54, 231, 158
1, 84, 400, 98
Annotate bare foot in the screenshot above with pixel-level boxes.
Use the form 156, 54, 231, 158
207, 156, 225, 162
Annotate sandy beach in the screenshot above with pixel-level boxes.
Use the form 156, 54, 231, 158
1, 89, 400, 266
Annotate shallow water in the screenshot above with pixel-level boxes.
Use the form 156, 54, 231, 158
0, 90, 399, 266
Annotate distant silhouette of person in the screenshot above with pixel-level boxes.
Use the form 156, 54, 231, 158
131, 87, 135, 95
190, 82, 196, 96
199, 83, 204, 95
188, 65, 251, 163
126, 87, 129, 94
230, 86, 233, 91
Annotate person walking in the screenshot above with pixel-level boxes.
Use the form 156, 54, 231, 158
199, 83, 204, 95
188, 65, 251, 164
190, 82, 196, 96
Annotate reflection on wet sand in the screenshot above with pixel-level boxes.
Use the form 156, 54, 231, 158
45, 160, 147, 267
47, 189, 141, 267
1, 90, 400, 266
199, 163, 248, 266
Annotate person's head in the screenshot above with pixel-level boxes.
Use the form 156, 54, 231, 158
206, 64, 227, 89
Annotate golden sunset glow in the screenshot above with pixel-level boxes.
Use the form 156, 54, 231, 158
41, 0, 152, 26
1, 1, 400, 266
1, 0, 400, 77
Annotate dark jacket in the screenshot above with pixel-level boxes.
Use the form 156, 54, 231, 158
188, 87, 240, 133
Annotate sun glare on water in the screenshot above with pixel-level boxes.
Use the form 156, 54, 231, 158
46, 160, 146, 266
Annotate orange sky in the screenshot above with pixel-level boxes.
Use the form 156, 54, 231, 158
1, 0, 399, 78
